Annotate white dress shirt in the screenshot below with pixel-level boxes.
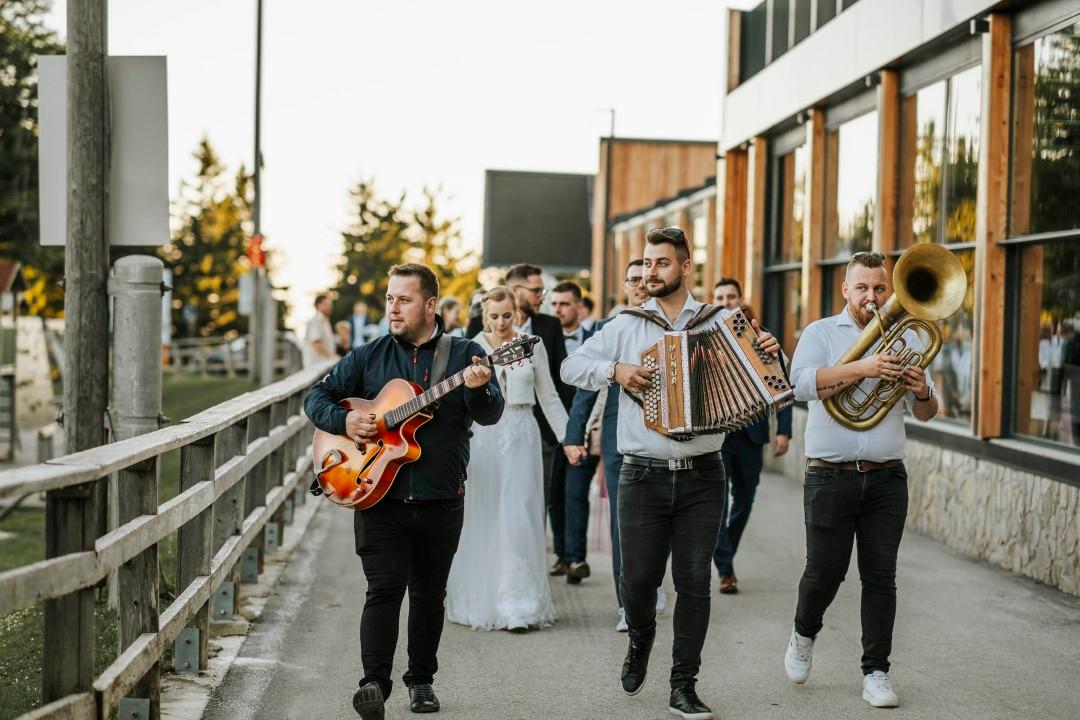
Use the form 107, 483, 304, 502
561, 294, 728, 459
790, 307, 935, 463
563, 326, 585, 354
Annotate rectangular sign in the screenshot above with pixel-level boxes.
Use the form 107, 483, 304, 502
37, 55, 170, 246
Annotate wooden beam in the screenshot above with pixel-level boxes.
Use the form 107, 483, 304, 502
702, 194, 719, 293
974, 13, 1011, 439
875, 69, 900, 254
721, 148, 748, 281
592, 138, 610, 313
744, 137, 768, 309
802, 108, 827, 323
727, 9, 743, 93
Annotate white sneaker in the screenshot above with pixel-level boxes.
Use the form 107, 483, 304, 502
862, 671, 899, 708
784, 626, 814, 684
615, 608, 628, 632
655, 586, 667, 614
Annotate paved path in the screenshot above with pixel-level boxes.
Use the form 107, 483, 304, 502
202, 472, 1080, 720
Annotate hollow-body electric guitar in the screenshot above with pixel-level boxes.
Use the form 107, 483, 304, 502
310, 335, 539, 509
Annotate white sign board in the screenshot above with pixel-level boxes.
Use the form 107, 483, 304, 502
37, 55, 169, 246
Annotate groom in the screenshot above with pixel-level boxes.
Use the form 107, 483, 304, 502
304, 263, 504, 719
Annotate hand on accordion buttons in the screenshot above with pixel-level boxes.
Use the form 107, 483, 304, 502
751, 320, 781, 357
614, 362, 655, 394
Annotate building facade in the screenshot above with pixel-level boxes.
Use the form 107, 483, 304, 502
591, 0, 1080, 595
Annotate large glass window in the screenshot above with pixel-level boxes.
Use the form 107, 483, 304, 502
824, 110, 878, 260
1013, 241, 1080, 449
1010, 21, 1080, 237
764, 141, 808, 354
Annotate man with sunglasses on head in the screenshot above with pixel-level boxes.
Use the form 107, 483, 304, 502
563, 229, 782, 720
784, 250, 938, 710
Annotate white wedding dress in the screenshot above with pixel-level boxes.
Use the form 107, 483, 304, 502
446, 333, 568, 630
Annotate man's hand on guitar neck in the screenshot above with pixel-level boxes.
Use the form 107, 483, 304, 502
346, 411, 379, 444
463, 355, 492, 389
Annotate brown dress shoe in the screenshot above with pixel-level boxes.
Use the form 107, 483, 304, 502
549, 560, 568, 577
719, 573, 739, 594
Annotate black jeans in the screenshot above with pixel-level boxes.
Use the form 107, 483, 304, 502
355, 497, 464, 698
618, 456, 726, 689
794, 463, 908, 675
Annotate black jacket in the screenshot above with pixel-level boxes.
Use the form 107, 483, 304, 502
303, 318, 504, 501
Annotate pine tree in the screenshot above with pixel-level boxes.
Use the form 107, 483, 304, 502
412, 186, 480, 306
159, 139, 254, 338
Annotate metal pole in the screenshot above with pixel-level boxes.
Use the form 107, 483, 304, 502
252, 0, 270, 384
110, 256, 164, 441
46, 0, 107, 703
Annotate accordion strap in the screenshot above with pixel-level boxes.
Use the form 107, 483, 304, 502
619, 303, 727, 332
619, 307, 673, 330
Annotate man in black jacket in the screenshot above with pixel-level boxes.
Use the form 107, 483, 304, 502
304, 263, 504, 720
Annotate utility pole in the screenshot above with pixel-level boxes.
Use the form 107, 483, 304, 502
45, 0, 108, 704
251, 0, 276, 385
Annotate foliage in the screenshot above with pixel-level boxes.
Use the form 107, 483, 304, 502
0, 0, 65, 316
332, 182, 478, 322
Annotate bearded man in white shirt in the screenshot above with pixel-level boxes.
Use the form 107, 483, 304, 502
783, 250, 938, 710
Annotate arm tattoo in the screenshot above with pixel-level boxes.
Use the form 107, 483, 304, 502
816, 379, 847, 392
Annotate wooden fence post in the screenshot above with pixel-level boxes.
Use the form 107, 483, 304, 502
176, 435, 216, 670
117, 456, 160, 718
246, 407, 272, 574
214, 419, 248, 615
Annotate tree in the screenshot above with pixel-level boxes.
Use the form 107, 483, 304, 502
0, 0, 65, 316
332, 182, 480, 323
159, 139, 255, 338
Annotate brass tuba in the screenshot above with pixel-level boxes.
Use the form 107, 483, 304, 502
824, 243, 967, 430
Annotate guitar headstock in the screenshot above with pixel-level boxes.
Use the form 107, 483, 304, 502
489, 335, 541, 367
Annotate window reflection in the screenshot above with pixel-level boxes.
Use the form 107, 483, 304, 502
782, 269, 803, 353
1014, 241, 1080, 448
900, 81, 945, 248
825, 111, 878, 259
1011, 22, 1080, 236
944, 66, 980, 243
782, 145, 808, 263
926, 250, 975, 422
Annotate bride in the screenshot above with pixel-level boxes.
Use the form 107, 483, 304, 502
446, 286, 568, 630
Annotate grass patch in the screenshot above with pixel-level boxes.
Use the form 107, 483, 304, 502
0, 373, 255, 716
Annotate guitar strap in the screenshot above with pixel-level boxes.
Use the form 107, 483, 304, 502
431, 332, 453, 387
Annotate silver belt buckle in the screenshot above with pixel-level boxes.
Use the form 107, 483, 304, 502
668, 457, 692, 471
854, 459, 867, 473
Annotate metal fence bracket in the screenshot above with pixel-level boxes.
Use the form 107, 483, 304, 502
175, 628, 199, 675
118, 698, 150, 720
212, 581, 235, 619
241, 547, 259, 583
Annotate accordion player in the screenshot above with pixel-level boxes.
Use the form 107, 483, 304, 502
637, 308, 794, 440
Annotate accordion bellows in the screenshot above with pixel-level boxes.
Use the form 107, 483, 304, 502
640, 308, 794, 438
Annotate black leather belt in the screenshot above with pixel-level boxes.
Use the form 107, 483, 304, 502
808, 458, 903, 472
623, 452, 723, 472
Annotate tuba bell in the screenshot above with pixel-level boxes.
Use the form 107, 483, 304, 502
823, 243, 967, 430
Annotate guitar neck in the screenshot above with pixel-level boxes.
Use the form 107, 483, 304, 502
385, 355, 494, 428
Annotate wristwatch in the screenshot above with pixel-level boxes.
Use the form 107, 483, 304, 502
605, 361, 618, 381
916, 387, 933, 402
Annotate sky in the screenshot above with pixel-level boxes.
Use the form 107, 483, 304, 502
44, 0, 753, 328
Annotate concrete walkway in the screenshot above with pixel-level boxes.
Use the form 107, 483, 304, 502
200, 472, 1080, 720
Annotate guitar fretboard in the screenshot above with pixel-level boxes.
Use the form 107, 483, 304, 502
384, 356, 494, 429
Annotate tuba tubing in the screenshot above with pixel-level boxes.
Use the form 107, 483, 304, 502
823, 244, 967, 431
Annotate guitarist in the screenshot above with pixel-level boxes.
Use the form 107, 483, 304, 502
304, 263, 504, 720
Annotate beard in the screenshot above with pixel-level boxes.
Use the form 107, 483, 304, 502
646, 276, 682, 298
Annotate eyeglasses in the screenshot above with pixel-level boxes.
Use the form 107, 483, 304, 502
624, 277, 644, 286
512, 284, 547, 299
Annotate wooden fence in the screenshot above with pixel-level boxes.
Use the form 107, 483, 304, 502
167, 334, 303, 377
0, 360, 333, 719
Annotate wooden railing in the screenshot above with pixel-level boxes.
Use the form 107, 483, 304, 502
0, 360, 333, 719
167, 334, 303, 377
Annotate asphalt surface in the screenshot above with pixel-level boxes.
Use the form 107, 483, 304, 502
201, 471, 1080, 720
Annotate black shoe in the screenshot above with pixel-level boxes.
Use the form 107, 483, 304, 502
621, 633, 654, 695
566, 560, 591, 585
549, 560, 568, 576
408, 683, 440, 713
669, 684, 714, 719
352, 681, 385, 720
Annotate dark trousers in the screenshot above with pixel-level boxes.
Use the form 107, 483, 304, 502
545, 446, 573, 561
603, 453, 624, 606
355, 497, 464, 698
713, 441, 764, 575
794, 463, 908, 675
562, 453, 599, 564
618, 457, 726, 688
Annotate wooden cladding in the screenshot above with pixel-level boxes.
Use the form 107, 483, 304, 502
605, 140, 717, 222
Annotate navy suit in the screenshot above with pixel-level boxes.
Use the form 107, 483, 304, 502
562, 318, 624, 602
713, 404, 793, 576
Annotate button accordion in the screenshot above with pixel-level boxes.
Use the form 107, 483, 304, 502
639, 308, 794, 439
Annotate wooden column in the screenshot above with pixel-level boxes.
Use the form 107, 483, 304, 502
702, 194, 719, 292
744, 137, 768, 309
721, 148, 748, 280
118, 457, 161, 717
875, 69, 900, 255
801, 108, 827, 324
592, 138, 611, 313
973, 13, 1011, 439
629, 225, 645, 263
